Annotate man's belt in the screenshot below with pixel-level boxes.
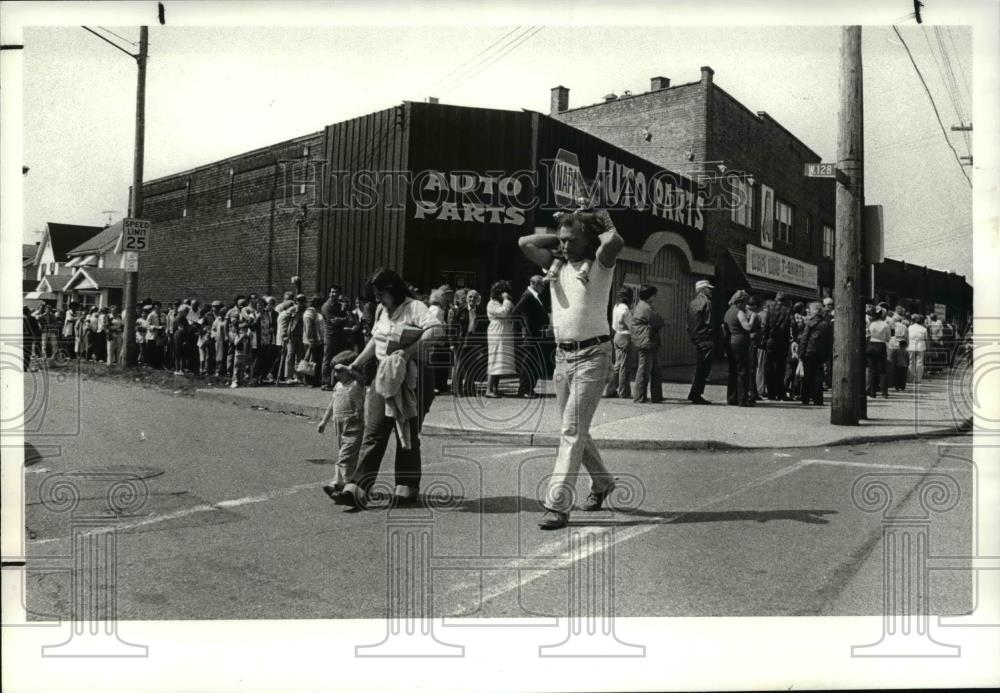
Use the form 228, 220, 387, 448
556, 334, 611, 352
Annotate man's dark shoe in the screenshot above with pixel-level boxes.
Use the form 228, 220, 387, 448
582, 482, 617, 511
322, 483, 344, 500
689, 396, 712, 405
538, 509, 569, 530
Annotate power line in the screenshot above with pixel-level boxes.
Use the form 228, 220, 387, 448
933, 27, 972, 151
439, 26, 544, 97
97, 26, 138, 47
434, 26, 539, 97
944, 26, 973, 106
922, 26, 971, 154
417, 26, 525, 97
81, 26, 137, 60
891, 26, 971, 187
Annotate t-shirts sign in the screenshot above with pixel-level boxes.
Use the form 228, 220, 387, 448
746, 244, 818, 290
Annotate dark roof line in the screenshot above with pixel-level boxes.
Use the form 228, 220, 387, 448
142, 130, 324, 186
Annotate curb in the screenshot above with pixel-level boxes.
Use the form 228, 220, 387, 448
194, 389, 972, 451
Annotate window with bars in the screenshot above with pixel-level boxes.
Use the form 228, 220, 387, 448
823, 224, 835, 258
775, 199, 793, 244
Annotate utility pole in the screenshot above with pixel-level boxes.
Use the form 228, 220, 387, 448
122, 26, 148, 367
832, 26, 864, 425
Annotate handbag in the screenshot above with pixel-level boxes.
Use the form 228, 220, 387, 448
295, 358, 317, 378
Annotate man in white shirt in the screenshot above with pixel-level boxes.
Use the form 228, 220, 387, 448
603, 288, 634, 399
518, 208, 624, 530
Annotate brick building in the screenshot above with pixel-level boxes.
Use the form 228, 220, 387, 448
551, 67, 837, 319
139, 131, 325, 302
137, 103, 712, 365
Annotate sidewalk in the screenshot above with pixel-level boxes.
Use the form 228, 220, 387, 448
194, 370, 971, 450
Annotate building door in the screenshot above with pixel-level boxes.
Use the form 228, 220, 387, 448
646, 245, 697, 367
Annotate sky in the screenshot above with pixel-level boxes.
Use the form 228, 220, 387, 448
18, 19, 976, 279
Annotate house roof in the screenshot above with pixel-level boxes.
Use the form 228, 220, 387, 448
22, 243, 38, 260
62, 267, 125, 291
40, 222, 106, 263
66, 221, 123, 256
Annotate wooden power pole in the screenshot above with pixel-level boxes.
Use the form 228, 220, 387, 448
122, 26, 148, 367
832, 26, 864, 425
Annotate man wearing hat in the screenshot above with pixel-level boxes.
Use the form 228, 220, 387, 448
685, 279, 716, 404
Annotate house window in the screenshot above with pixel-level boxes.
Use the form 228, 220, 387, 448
730, 178, 755, 229
775, 200, 793, 244
823, 225, 835, 258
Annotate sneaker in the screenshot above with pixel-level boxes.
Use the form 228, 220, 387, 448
582, 482, 617, 511
538, 509, 569, 530
230, 382, 238, 389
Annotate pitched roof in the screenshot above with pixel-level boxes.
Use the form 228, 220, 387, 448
62, 267, 125, 291
66, 221, 123, 256
43, 222, 106, 262
22, 243, 38, 260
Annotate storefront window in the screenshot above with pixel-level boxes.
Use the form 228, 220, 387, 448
775, 200, 793, 243
823, 225, 835, 258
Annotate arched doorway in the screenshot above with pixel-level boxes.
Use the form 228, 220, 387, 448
647, 245, 698, 367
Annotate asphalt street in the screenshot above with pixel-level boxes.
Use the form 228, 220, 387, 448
21, 372, 974, 620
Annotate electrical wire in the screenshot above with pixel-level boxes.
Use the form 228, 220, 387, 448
891, 26, 971, 187
97, 26, 138, 47
944, 26, 973, 107
439, 26, 544, 97
81, 26, 137, 60
922, 26, 971, 154
933, 27, 972, 151
416, 26, 525, 97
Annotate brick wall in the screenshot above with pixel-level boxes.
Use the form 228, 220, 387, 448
138, 131, 327, 304
708, 86, 835, 273
551, 69, 836, 290
553, 79, 709, 177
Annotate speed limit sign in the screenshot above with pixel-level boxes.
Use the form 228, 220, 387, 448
121, 218, 151, 252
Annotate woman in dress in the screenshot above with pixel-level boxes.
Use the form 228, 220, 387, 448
485, 280, 516, 398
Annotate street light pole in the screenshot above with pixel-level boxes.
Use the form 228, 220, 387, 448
122, 26, 147, 367
832, 26, 864, 425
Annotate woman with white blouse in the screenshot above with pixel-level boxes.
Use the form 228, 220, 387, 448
866, 307, 891, 398
485, 280, 517, 398
907, 314, 930, 384
332, 268, 443, 510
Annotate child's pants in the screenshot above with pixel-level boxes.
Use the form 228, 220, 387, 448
330, 415, 364, 487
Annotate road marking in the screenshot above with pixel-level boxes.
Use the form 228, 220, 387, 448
443, 459, 814, 613
27, 443, 545, 545
29, 480, 323, 545
800, 459, 966, 472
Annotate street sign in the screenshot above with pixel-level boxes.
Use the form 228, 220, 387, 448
123, 251, 139, 273
804, 162, 836, 178
863, 204, 884, 264
120, 218, 151, 252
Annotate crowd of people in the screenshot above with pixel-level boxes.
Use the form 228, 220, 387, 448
602, 284, 967, 409
19, 204, 972, 529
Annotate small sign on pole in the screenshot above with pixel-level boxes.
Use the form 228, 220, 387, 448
863, 204, 884, 264
123, 251, 139, 273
